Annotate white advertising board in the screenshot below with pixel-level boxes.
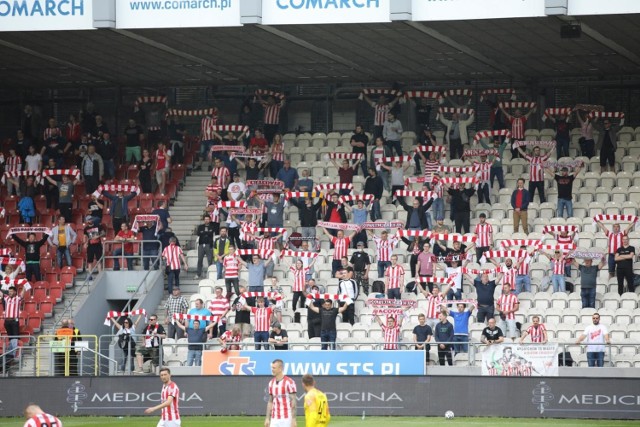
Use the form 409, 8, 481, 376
0, 0, 94, 31
568, 0, 640, 16
116, 0, 241, 29
261, 0, 390, 25
412, 0, 546, 22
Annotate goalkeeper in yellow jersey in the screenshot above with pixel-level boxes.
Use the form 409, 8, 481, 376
302, 374, 331, 427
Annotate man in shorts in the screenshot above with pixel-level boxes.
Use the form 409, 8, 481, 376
302, 374, 331, 427
145, 368, 181, 426
84, 217, 105, 278
265, 359, 297, 427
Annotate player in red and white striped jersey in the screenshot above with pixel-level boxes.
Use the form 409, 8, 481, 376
145, 368, 180, 426
519, 315, 548, 344
23, 404, 62, 427
207, 287, 231, 338
384, 255, 405, 300
495, 283, 520, 341
517, 145, 553, 203
375, 314, 403, 350
473, 213, 493, 262
596, 220, 634, 278
321, 227, 356, 278
266, 358, 297, 427
243, 297, 275, 350
161, 238, 188, 294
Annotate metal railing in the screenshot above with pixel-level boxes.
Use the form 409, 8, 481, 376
0, 335, 37, 377
36, 335, 100, 376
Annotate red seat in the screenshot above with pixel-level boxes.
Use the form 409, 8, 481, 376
23, 300, 38, 315
72, 254, 85, 270
3, 195, 18, 211
45, 268, 60, 284
115, 165, 127, 181
39, 212, 54, 227
127, 165, 140, 181
139, 194, 154, 212
8, 213, 21, 226
34, 195, 48, 214
60, 267, 76, 288
39, 255, 53, 270
32, 287, 47, 302
27, 316, 42, 333
171, 165, 186, 184
154, 194, 170, 208
77, 195, 92, 212
39, 298, 54, 316
49, 283, 64, 302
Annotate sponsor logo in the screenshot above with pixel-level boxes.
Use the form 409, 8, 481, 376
67, 381, 88, 413
275, 0, 380, 11
219, 356, 256, 375
532, 381, 640, 415
0, 0, 85, 17
532, 381, 554, 414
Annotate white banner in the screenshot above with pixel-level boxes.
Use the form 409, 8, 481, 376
262, 0, 390, 25
0, 0, 94, 31
412, 0, 545, 21
568, 0, 640, 15
116, 0, 241, 28
481, 343, 559, 377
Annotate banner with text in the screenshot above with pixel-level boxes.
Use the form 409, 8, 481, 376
262, 0, 390, 25
116, 0, 241, 28
0, 0, 94, 31
481, 343, 559, 377
202, 350, 425, 375
412, 0, 545, 21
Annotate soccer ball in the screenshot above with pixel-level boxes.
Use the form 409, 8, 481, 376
445, 410, 455, 419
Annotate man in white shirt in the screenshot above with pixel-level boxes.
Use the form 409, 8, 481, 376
24, 145, 43, 172
576, 313, 610, 368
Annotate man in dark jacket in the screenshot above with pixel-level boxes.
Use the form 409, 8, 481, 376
398, 196, 433, 230
289, 195, 323, 241
103, 190, 137, 232
447, 185, 475, 234
434, 312, 454, 366
364, 168, 384, 221
97, 132, 117, 179
510, 178, 530, 234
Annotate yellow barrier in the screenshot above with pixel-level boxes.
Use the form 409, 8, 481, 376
36, 335, 98, 377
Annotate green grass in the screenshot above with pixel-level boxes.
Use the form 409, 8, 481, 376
1, 416, 639, 427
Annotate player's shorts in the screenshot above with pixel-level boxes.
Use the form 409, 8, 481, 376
157, 419, 181, 427
270, 418, 292, 427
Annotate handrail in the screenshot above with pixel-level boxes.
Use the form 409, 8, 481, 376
81, 346, 119, 375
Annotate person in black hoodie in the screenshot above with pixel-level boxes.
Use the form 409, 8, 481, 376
10, 232, 48, 282
97, 132, 117, 179
289, 194, 323, 241
446, 184, 475, 234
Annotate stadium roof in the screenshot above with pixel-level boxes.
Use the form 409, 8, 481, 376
1, 15, 639, 88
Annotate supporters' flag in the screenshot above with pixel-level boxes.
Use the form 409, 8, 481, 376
6, 227, 52, 239
328, 153, 363, 160
499, 101, 537, 110
0, 257, 26, 273
426, 232, 477, 244
210, 145, 245, 152
236, 249, 275, 259
439, 107, 475, 116
367, 299, 417, 308
592, 214, 639, 226
317, 221, 361, 231
171, 313, 220, 324
130, 215, 160, 234
314, 183, 353, 192
104, 309, 147, 326
511, 140, 556, 150
92, 184, 140, 198
542, 225, 579, 235
305, 293, 350, 301
41, 169, 80, 179
479, 88, 516, 102
397, 230, 431, 238
338, 194, 374, 204
500, 239, 542, 248
571, 251, 605, 259
246, 180, 285, 189
242, 291, 283, 301
255, 89, 285, 100
437, 166, 477, 174
473, 129, 512, 144
438, 177, 479, 185
462, 149, 500, 158
393, 190, 435, 199
404, 90, 442, 101
133, 95, 168, 112
414, 145, 447, 153
588, 111, 625, 120
2, 170, 42, 185
280, 250, 319, 259
543, 107, 573, 120
376, 155, 413, 164
218, 200, 247, 209
167, 108, 218, 117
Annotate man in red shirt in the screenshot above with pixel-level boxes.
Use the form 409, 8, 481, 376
113, 222, 136, 271
248, 129, 269, 155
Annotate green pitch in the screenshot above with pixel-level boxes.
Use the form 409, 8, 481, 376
1, 417, 639, 427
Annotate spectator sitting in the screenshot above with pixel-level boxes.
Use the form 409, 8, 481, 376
268, 322, 289, 350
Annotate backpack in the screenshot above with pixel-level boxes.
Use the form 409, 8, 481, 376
371, 280, 385, 294
118, 333, 135, 350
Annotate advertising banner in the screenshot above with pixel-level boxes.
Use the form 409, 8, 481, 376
481, 343, 559, 376
567, 0, 640, 16
0, 0, 94, 32
201, 350, 425, 375
116, 0, 241, 28
412, 0, 546, 22
261, 0, 390, 25
0, 376, 639, 418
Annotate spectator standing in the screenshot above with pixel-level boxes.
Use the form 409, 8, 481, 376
474, 213, 493, 262
48, 216, 77, 268
43, 174, 78, 222
231, 287, 252, 338
213, 227, 231, 280
287, 258, 314, 311
545, 165, 581, 218
162, 237, 188, 293
135, 314, 166, 373
415, 242, 435, 285
175, 319, 216, 366
369, 138, 392, 192
139, 220, 161, 271
350, 124, 369, 176
414, 98, 433, 134
98, 132, 117, 179
257, 94, 286, 145
110, 316, 137, 373
572, 257, 605, 308
500, 106, 536, 159
444, 302, 475, 354
495, 283, 520, 342
103, 190, 138, 232
138, 149, 153, 194
446, 184, 475, 234
614, 236, 636, 295
576, 313, 611, 367
375, 314, 402, 350
516, 145, 553, 203
211, 157, 231, 200
307, 298, 351, 350
369, 230, 399, 278
595, 116, 623, 173
413, 313, 433, 363
124, 119, 144, 164
363, 93, 401, 141
469, 273, 499, 323
474, 155, 492, 204
337, 267, 358, 325
398, 196, 432, 232
384, 255, 405, 300
289, 195, 322, 241
164, 287, 188, 340
415, 128, 438, 176
438, 112, 475, 160
153, 141, 171, 195
363, 167, 384, 221
433, 312, 454, 366
597, 221, 633, 280
510, 178, 530, 234
238, 254, 273, 296
305, 283, 323, 339
481, 318, 505, 345
575, 108, 595, 158
11, 232, 48, 282
83, 217, 105, 276
546, 113, 571, 158
187, 299, 211, 328
194, 216, 215, 280
541, 250, 570, 292
207, 287, 230, 338
321, 227, 355, 278
382, 112, 403, 157
2, 286, 27, 357
4, 147, 22, 196
479, 137, 507, 189
242, 297, 275, 350
24, 145, 42, 172
331, 157, 362, 196
113, 222, 136, 271
80, 144, 103, 195
519, 315, 548, 344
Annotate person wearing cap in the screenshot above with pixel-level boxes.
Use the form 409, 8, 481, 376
268, 323, 289, 350
545, 163, 582, 219
307, 298, 353, 350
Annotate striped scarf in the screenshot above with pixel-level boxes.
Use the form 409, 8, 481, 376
393, 190, 435, 199
2, 170, 42, 185
104, 309, 147, 326
171, 313, 220, 324
414, 145, 447, 153
438, 166, 477, 174
280, 250, 319, 259
362, 221, 404, 230
511, 140, 556, 150
499, 101, 537, 109
482, 250, 528, 259
255, 89, 285, 99
500, 240, 541, 248
212, 124, 249, 134
397, 230, 430, 238
285, 191, 321, 199
1, 278, 31, 291
133, 96, 168, 112
167, 108, 217, 117
376, 155, 412, 164
593, 214, 638, 226
306, 293, 350, 301
93, 184, 140, 198
462, 149, 500, 159
236, 249, 275, 259
130, 215, 161, 234
439, 177, 478, 185
404, 90, 442, 101
6, 227, 52, 238
218, 200, 247, 209
242, 291, 283, 301
542, 225, 578, 235
462, 267, 497, 276
543, 107, 573, 120
480, 88, 516, 102
42, 169, 80, 178
442, 89, 473, 98
314, 183, 353, 192
255, 227, 285, 234
338, 194, 373, 204
229, 208, 263, 216
426, 232, 477, 244
0, 257, 26, 272
317, 221, 360, 231
473, 129, 512, 144
439, 107, 474, 115
329, 153, 363, 160
588, 111, 625, 120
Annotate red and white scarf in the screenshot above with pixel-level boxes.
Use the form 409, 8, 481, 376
500, 240, 541, 249
593, 214, 638, 226
539, 244, 576, 252
285, 191, 321, 200
473, 129, 512, 144
6, 227, 52, 238
171, 313, 220, 324
482, 250, 528, 260
368, 299, 416, 315
42, 169, 80, 178
0, 278, 31, 291
393, 190, 436, 199
133, 96, 168, 112
479, 88, 516, 102
280, 250, 319, 259
236, 249, 275, 259
255, 227, 285, 234
571, 251, 605, 259
414, 145, 447, 153
361, 88, 401, 97
247, 180, 285, 189
338, 194, 374, 204
416, 276, 454, 287
542, 225, 578, 235
130, 215, 161, 234
0, 257, 26, 272
426, 232, 477, 244
93, 184, 140, 198
543, 107, 573, 120
242, 291, 283, 301
314, 183, 353, 192
462, 267, 497, 276
211, 124, 249, 134
329, 153, 363, 160
499, 101, 537, 109
317, 221, 361, 231
104, 309, 147, 326
167, 107, 218, 117
439, 177, 479, 185
463, 149, 500, 158
2, 170, 42, 185
442, 89, 473, 98
439, 107, 474, 115
512, 140, 556, 150
397, 230, 431, 238
376, 155, 412, 164
211, 145, 245, 152
543, 160, 583, 169
362, 221, 404, 230
229, 208, 263, 216
306, 293, 350, 301
218, 200, 247, 209
256, 89, 285, 100
438, 165, 477, 174
404, 90, 442, 100
588, 111, 625, 120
